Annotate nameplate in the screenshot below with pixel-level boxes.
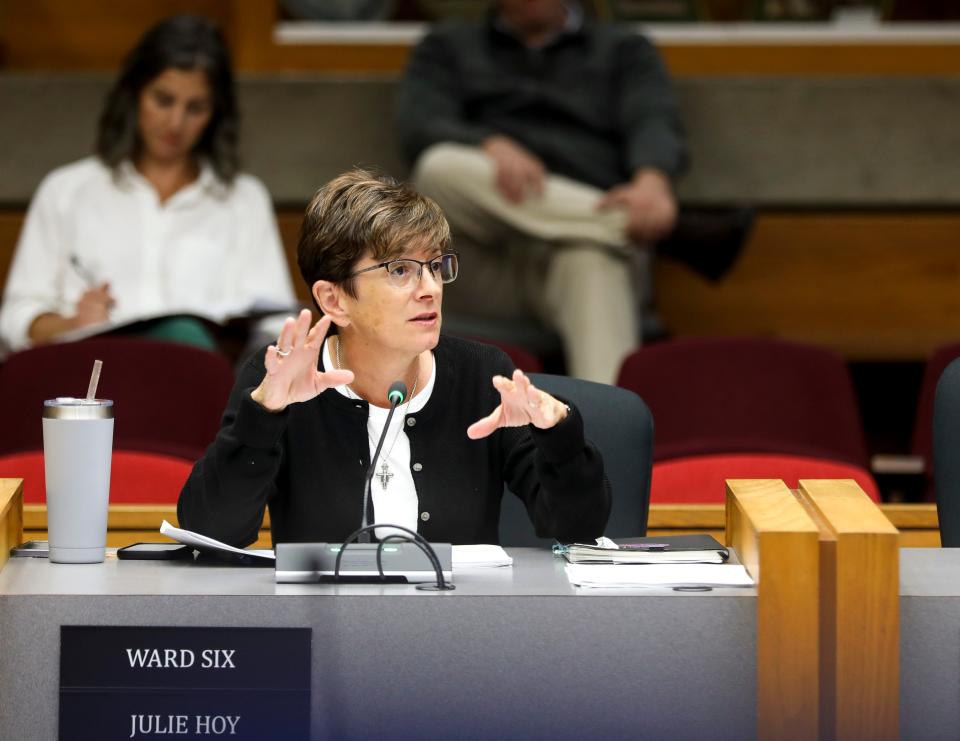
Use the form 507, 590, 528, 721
59, 626, 310, 740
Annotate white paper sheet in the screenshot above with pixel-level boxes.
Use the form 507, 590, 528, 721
160, 520, 275, 559
565, 562, 755, 589
452, 544, 513, 568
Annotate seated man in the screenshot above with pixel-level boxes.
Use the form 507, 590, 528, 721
397, 0, 687, 384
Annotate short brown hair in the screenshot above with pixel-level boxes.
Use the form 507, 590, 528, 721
297, 168, 451, 300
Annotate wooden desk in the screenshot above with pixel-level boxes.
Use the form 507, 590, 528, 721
649, 502, 939, 547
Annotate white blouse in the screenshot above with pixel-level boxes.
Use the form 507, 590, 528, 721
0, 157, 296, 352
322, 338, 437, 539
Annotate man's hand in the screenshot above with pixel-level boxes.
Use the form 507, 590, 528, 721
597, 168, 678, 243
481, 135, 546, 204
251, 309, 354, 413
467, 369, 568, 440
71, 283, 114, 328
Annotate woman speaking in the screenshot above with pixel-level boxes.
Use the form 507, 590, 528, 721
178, 169, 609, 546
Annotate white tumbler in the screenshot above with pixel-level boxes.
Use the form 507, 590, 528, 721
42, 397, 114, 563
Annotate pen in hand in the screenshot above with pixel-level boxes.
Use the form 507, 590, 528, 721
69, 254, 98, 287
69, 254, 115, 325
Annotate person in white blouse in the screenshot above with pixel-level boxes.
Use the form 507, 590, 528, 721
0, 15, 296, 354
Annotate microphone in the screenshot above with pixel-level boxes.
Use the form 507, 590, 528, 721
357, 381, 407, 543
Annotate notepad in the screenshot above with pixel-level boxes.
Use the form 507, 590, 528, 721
562, 534, 728, 565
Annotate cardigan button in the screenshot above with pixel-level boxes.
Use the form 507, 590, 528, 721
412, 462, 423, 472
420, 511, 430, 522
406, 417, 416, 427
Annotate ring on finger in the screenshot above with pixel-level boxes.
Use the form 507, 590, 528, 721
276, 346, 291, 358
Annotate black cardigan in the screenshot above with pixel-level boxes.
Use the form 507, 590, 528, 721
177, 336, 610, 546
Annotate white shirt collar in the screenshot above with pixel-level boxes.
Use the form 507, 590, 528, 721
114, 159, 226, 204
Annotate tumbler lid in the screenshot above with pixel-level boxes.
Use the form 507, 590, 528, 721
43, 397, 114, 419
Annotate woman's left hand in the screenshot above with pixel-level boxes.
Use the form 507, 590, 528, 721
467, 369, 568, 440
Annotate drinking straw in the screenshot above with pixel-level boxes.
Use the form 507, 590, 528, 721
86, 359, 103, 401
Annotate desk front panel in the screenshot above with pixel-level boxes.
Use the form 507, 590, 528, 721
0, 550, 756, 740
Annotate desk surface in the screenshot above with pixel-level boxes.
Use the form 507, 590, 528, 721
0, 547, 757, 598
900, 549, 960, 740
0, 548, 757, 741
901, 547, 960, 596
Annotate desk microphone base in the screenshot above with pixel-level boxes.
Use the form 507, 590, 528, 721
275, 541, 452, 584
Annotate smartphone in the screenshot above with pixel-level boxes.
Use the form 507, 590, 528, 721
10, 540, 50, 558
116, 542, 193, 560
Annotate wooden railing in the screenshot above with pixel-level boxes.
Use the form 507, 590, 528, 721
0, 479, 24, 572
726, 479, 820, 740
14, 500, 938, 550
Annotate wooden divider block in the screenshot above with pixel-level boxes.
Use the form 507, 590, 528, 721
0, 478, 24, 572
726, 479, 821, 741
797, 479, 899, 741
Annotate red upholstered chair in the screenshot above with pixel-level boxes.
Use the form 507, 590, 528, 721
616, 337, 879, 503
652, 453, 880, 503
912, 342, 960, 502
0, 337, 234, 460
0, 450, 194, 504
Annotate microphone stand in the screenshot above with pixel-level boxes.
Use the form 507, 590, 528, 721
334, 380, 454, 590
335, 524, 455, 591
358, 383, 405, 543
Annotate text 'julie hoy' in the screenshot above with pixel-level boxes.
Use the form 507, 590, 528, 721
130, 714, 240, 737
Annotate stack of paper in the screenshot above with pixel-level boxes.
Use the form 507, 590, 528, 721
452, 544, 514, 568
565, 562, 755, 589
562, 534, 728, 565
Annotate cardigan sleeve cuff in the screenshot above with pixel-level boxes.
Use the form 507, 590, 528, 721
529, 400, 586, 465
231, 389, 290, 450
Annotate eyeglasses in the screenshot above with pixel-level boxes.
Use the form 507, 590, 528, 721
347, 252, 459, 290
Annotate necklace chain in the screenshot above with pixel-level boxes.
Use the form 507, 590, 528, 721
335, 336, 419, 489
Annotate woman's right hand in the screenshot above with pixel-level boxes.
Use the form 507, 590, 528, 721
250, 309, 354, 412
72, 283, 115, 328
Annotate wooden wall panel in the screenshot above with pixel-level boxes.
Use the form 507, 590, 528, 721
1, 1, 232, 71
0, 212, 21, 295
4, 1, 960, 74
655, 211, 960, 361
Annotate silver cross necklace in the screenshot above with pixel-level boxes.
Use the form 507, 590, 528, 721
335, 336, 419, 490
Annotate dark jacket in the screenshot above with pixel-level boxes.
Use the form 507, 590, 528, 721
178, 336, 610, 546
397, 16, 688, 189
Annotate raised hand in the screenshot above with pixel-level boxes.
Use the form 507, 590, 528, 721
482, 135, 546, 205
467, 369, 568, 440
250, 309, 354, 412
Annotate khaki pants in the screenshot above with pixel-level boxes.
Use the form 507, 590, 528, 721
413, 142, 640, 385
